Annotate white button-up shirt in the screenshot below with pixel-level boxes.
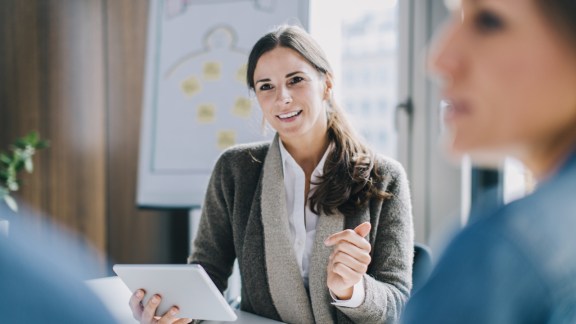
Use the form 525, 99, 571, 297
278, 140, 365, 308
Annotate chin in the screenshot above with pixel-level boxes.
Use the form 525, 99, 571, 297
439, 132, 506, 168
467, 151, 508, 169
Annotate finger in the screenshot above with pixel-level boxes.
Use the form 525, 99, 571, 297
354, 222, 371, 238
327, 234, 372, 258
324, 229, 349, 247
324, 222, 372, 247
331, 241, 372, 264
330, 249, 370, 274
324, 229, 366, 248
157, 307, 180, 324
174, 318, 193, 324
328, 243, 372, 270
326, 231, 371, 252
141, 294, 162, 322
332, 262, 363, 286
129, 289, 145, 320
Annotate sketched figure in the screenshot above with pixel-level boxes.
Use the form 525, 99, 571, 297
164, 0, 277, 20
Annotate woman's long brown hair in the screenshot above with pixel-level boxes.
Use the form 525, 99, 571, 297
247, 25, 390, 215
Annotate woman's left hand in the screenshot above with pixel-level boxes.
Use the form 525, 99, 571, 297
324, 222, 372, 300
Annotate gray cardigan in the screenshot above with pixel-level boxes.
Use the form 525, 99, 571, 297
190, 135, 414, 323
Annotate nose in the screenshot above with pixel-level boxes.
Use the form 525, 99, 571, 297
275, 86, 292, 105
428, 17, 464, 87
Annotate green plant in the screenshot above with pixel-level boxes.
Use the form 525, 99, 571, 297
0, 131, 49, 212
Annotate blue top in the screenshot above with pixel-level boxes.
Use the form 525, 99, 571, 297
403, 150, 576, 324
0, 215, 117, 323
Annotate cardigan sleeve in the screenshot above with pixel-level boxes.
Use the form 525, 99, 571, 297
188, 150, 237, 293
337, 157, 414, 323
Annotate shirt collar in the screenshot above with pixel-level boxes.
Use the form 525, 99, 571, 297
278, 137, 333, 177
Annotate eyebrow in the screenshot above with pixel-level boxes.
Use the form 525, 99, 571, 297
255, 71, 305, 84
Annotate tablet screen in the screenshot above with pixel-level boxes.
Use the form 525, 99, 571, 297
113, 264, 237, 321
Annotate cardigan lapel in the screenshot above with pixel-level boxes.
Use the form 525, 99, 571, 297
308, 209, 344, 323
308, 206, 371, 323
261, 134, 315, 324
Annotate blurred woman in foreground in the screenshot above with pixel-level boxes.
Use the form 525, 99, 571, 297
404, 0, 576, 323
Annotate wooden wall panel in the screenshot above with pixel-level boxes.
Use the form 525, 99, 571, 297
104, 0, 189, 268
0, 0, 108, 273
44, 0, 107, 256
0, 0, 44, 211
1, 0, 189, 275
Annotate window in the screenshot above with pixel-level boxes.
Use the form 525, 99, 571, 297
311, 0, 399, 158
312, 0, 465, 250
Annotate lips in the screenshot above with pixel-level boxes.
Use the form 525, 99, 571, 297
442, 99, 471, 122
277, 110, 302, 120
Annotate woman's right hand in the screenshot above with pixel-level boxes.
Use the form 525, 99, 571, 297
129, 289, 192, 324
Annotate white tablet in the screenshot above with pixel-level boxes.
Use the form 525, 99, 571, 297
113, 264, 237, 321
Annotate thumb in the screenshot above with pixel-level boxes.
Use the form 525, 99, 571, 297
354, 222, 371, 238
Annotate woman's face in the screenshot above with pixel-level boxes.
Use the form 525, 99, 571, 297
253, 46, 330, 144
430, 0, 576, 158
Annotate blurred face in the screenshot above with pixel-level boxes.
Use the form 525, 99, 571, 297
430, 0, 576, 159
253, 46, 330, 144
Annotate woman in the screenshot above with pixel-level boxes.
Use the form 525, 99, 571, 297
130, 25, 413, 323
404, 0, 576, 323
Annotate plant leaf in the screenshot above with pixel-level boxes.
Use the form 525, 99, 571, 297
37, 140, 50, 149
26, 131, 39, 144
1, 132, 48, 201
4, 195, 18, 212
14, 139, 28, 149
7, 180, 19, 192
25, 157, 33, 173
0, 153, 10, 164
12, 159, 25, 173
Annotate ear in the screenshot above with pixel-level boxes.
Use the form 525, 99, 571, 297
323, 73, 334, 100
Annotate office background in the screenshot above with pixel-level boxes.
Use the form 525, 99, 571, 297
0, 0, 528, 277
0, 0, 190, 275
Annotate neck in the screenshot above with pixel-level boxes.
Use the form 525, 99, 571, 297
518, 126, 576, 181
280, 132, 330, 175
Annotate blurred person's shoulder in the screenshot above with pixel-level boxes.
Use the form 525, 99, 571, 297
455, 151, 576, 321
472, 150, 576, 250
0, 233, 117, 323
493, 150, 576, 254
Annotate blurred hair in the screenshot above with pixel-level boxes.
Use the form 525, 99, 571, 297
535, 0, 576, 49
246, 25, 390, 215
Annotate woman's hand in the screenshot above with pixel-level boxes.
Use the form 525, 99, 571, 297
129, 289, 192, 324
324, 222, 372, 300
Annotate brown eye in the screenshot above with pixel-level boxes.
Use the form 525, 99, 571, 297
289, 76, 304, 85
474, 10, 504, 33
259, 83, 273, 91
